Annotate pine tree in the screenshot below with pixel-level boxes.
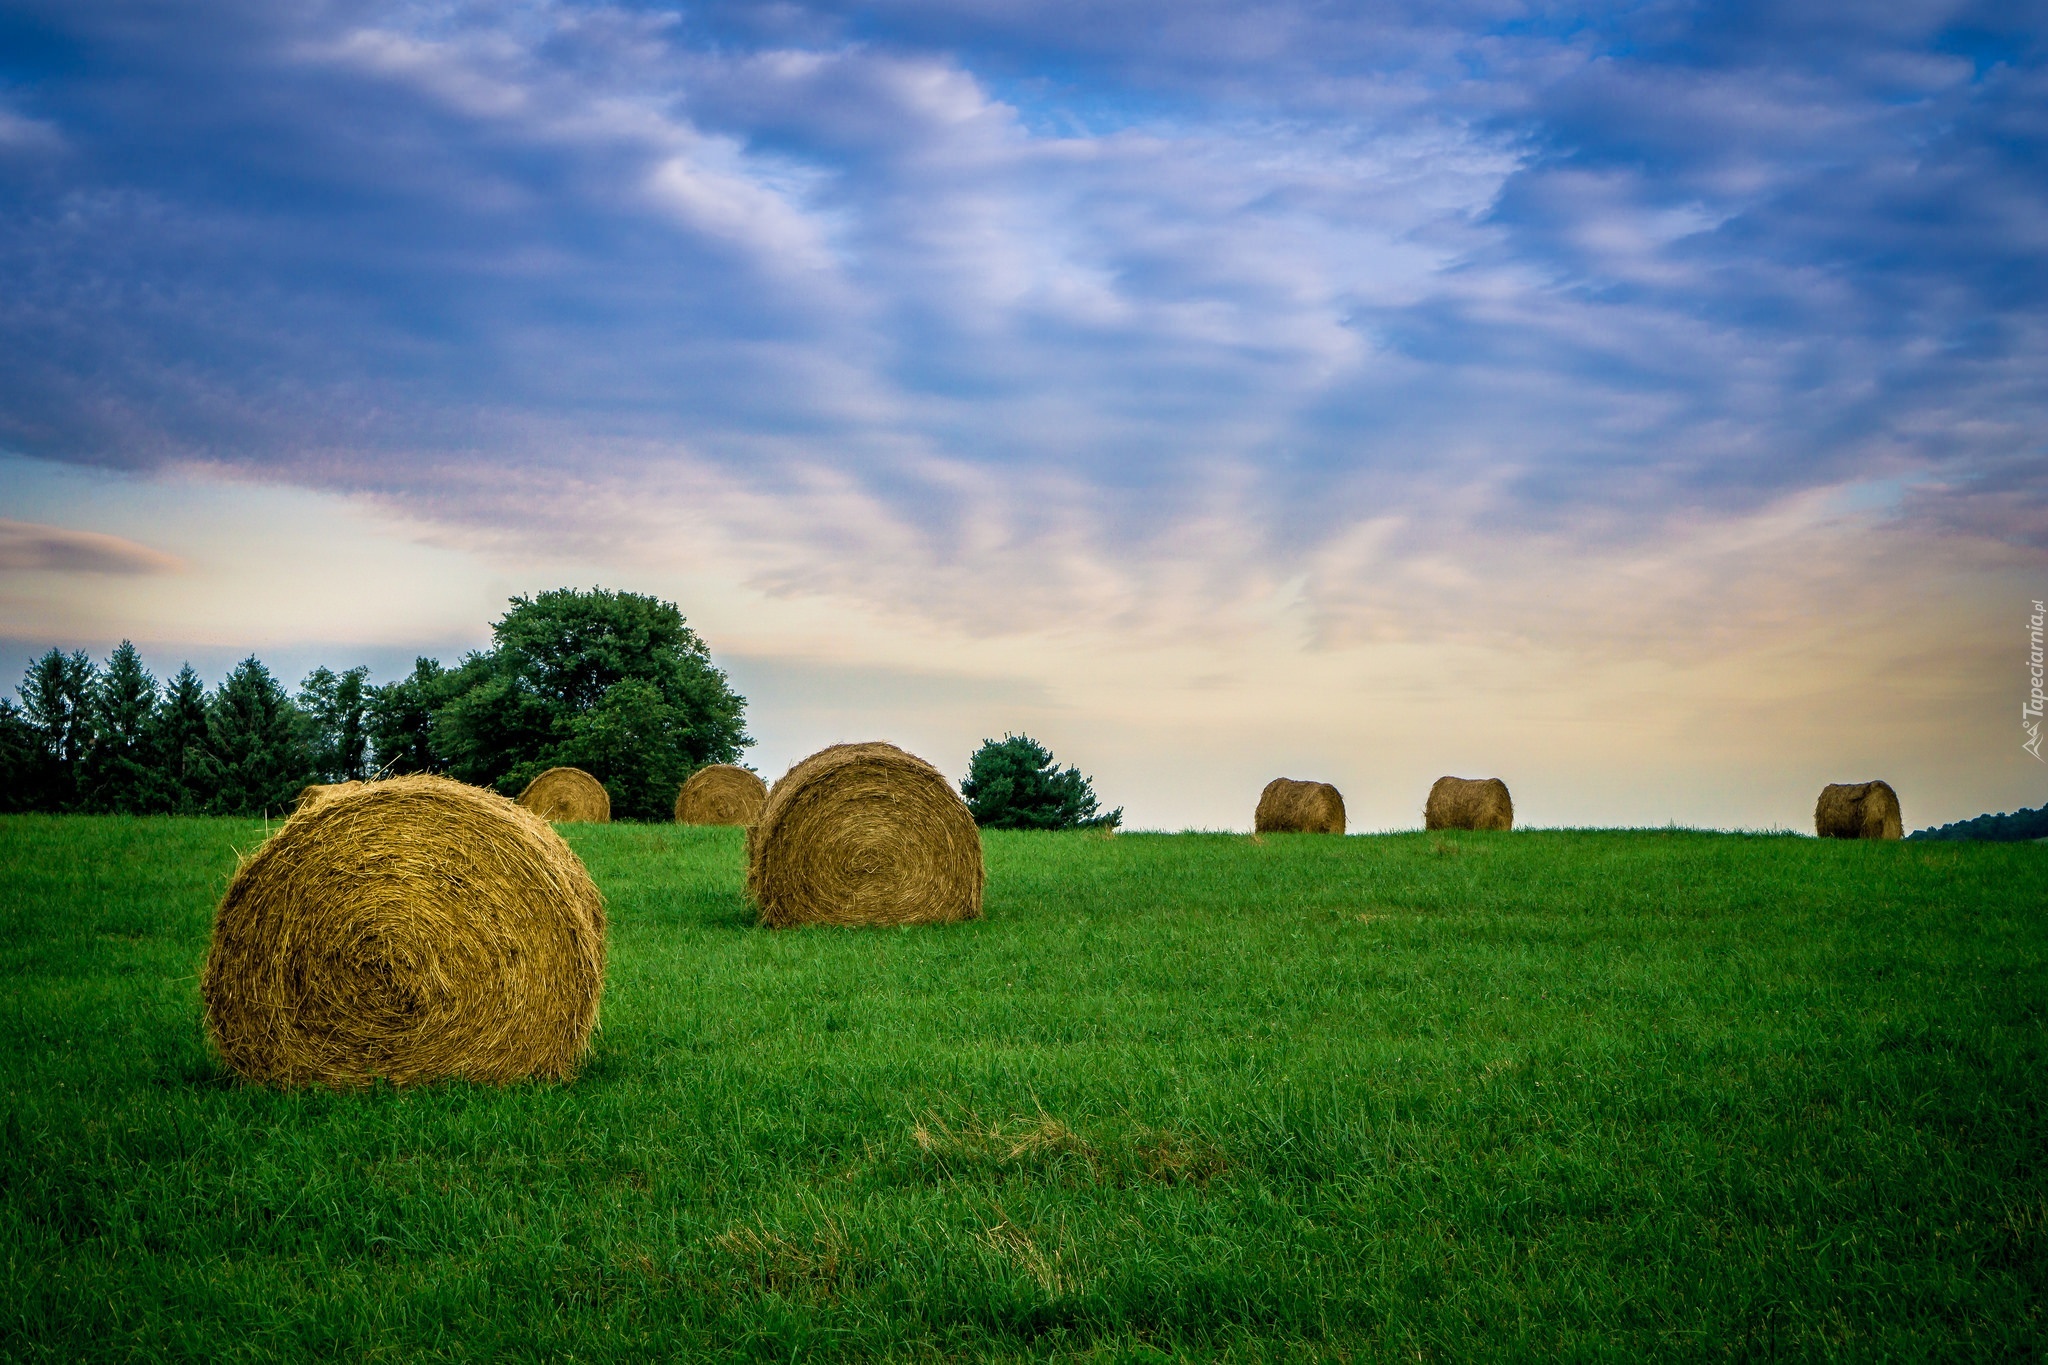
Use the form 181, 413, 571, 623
298, 665, 371, 781
960, 734, 1121, 831
143, 664, 212, 813
82, 641, 158, 813
19, 648, 97, 811
198, 657, 313, 816
0, 699, 39, 813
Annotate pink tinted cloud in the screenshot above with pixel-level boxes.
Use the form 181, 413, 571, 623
0, 520, 184, 575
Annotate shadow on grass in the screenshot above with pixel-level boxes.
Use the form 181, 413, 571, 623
701, 894, 760, 932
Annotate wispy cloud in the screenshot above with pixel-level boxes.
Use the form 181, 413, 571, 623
0, 519, 181, 574
0, 104, 61, 152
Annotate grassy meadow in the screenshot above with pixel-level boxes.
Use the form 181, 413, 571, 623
2, 816, 2044, 1360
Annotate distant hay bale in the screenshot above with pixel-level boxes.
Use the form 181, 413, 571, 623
747, 742, 984, 929
1425, 776, 1513, 831
1815, 780, 1902, 840
200, 774, 606, 1088
516, 766, 611, 823
293, 781, 362, 814
1254, 778, 1346, 834
675, 764, 768, 826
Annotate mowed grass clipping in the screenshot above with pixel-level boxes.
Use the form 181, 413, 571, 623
1, 818, 2043, 1361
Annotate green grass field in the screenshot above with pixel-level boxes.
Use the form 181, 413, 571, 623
3, 817, 2043, 1361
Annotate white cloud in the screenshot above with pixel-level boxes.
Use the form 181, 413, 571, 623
0, 106, 62, 153
308, 29, 532, 118
643, 143, 838, 272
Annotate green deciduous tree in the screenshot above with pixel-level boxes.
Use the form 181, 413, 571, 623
298, 665, 371, 782
960, 734, 1121, 831
367, 657, 458, 776
548, 676, 698, 821
82, 641, 158, 813
198, 657, 313, 815
431, 588, 750, 819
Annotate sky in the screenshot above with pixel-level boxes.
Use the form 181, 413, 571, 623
1, 0, 2044, 831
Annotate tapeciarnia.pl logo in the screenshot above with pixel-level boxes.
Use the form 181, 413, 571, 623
2028, 599, 2045, 761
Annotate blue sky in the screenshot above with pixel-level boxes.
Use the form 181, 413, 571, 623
2, 0, 2043, 828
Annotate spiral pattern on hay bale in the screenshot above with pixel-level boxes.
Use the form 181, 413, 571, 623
1254, 778, 1346, 834
1425, 776, 1514, 831
516, 766, 611, 823
1815, 780, 1902, 839
201, 774, 606, 1088
747, 742, 984, 928
674, 763, 768, 826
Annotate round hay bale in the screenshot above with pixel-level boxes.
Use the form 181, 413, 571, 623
293, 780, 362, 814
747, 742, 984, 928
201, 774, 605, 1088
1425, 776, 1513, 831
1254, 778, 1346, 834
1815, 780, 1902, 840
675, 763, 768, 826
516, 766, 611, 823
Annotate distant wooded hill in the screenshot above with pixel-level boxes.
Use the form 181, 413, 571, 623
1907, 804, 2048, 842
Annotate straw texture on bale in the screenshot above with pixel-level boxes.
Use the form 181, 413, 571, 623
1254, 778, 1346, 834
747, 742, 984, 928
293, 780, 362, 814
1815, 780, 1902, 840
1425, 776, 1514, 831
674, 763, 768, 826
516, 766, 611, 823
201, 774, 606, 1088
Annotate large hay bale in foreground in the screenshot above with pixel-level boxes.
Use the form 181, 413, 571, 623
747, 742, 984, 928
1254, 778, 1346, 834
675, 763, 768, 826
517, 766, 611, 823
201, 774, 606, 1088
1815, 780, 1902, 840
1425, 776, 1513, 831
293, 780, 362, 814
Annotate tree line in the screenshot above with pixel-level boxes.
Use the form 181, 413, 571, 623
0, 588, 750, 820
1905, 803, 2048, 842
